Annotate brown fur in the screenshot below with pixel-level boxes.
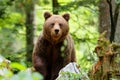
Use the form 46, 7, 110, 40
32, 12, 76, 80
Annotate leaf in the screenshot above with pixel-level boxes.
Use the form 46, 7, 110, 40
116, 0, 120, 4
10, 71, 43, 80
32, 72, 43, 80
10, 62, 26, 70
10, 71, 32, 80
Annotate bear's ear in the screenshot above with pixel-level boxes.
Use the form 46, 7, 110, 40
44, 12, 52, 20
62, 13, 70, 21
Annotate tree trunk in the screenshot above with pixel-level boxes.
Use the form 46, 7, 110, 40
25, 1, 36, 65
52, 0, 59, 14
115, 3, 120, 43
98, 0, 111, 39
90, 34, 120, 80
90, 0, 120, 79
99, 0, 120, 42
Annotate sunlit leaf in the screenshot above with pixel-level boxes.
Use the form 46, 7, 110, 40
32, 72, 43, 80
10, 62, 26, 70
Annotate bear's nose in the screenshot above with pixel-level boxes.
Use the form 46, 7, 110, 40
55, 29, 59, 34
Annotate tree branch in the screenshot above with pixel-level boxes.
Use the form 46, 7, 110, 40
114, 3, 120, 28
107, 0, 120, 43
107, 0, 115, 43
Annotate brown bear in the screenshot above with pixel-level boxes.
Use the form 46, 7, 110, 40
32, 12, 76, 80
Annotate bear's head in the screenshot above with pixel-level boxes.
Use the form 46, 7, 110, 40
43, 12, 70, 44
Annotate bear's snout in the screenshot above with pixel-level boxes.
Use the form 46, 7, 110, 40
55, 29, 59, 34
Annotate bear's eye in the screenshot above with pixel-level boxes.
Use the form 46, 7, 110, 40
59, 23, 63, 27
51, 23, 54, 26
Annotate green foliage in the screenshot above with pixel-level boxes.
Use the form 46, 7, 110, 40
58, 0, 99, 11
0, 12, 26, 63
116, 0, 120, 4
10, 62, 26, 70
0, 0, 14, 18
10, 71, 43, 80
0, 55, 43, 80
67, 6, 99, 72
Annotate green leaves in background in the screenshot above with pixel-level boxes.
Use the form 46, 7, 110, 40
10, 71, 43, 80
0, 55, 43, 80
10, 62, 26, 70
116, 0, 120, 4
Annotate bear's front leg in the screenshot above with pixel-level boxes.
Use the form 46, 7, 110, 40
33, 55, 47, 79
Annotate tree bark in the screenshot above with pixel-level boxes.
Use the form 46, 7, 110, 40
99, 0, 120, 42
90, 0, 120, 79
115, 4, 120, 43
52, 0, 59, 14
98, 0, 111, 39
25, 1, 36, 64
90, 32, 120, 80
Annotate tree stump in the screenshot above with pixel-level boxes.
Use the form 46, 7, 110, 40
90, 32, 120, 80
